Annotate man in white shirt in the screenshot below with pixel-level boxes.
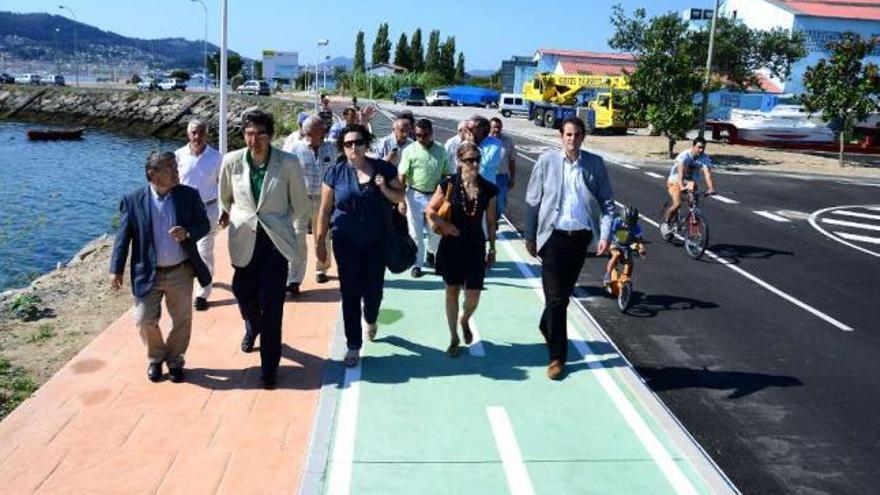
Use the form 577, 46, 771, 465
372, 117, 412, 167
444, 120, 468, 173
174, 118, 222, 311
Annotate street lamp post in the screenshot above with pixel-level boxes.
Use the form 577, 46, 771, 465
698, 0, 721, 138
57, 5, 78, 86
189, 0, 208, 92
315, 39, 328, 110
219, 0, 228, 154
54, 28, 61, 74
324, 55, 330, 90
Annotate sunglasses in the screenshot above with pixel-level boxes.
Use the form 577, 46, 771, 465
343, 139, 366, 148
459, 157, 480, 165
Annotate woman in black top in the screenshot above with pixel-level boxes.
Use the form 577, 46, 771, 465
316, 124, 404, 367
425, 142, 498, 357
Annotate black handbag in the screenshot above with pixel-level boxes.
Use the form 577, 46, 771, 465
383, 203, 417, 274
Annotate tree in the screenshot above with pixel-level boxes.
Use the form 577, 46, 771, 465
410, 28, 424, 72
609, 5, 806, 156
455, 53, 466, 82
801, 33, 880, 167
425, 29, 441, 73
353, 31, 366, 73
169, 69, 191, 81
206, 51, 243, 83
254, 60, 263, 79
372, 23, 391, 65
393, 33, 411, 70
439, 36, 456, 82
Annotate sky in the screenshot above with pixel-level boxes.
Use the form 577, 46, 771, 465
4, 0, 707, 69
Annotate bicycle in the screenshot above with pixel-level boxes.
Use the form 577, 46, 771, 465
605, 242, 643, 313
660, 187, 711, 259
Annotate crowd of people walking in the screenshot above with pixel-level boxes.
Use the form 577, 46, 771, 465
109, 97, 617, 388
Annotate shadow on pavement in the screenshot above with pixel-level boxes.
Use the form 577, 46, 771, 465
184, 343, 326, 391
635, 365, 803, 399
623, 293, 720, 318
358, 335, 626, 384
705, 243, 794, 264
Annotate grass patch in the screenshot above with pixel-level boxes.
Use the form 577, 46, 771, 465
28, 323, 56, 343
3, 293, 42, 321
0, 357, 37, 419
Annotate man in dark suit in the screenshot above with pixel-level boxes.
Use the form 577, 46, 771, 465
110, 151, 211, 383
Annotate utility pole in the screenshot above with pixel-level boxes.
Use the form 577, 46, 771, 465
189, 0, 208, 92
698, 0, 721, 138
315, 39, 328, 110
58, 5, 79, 86
219, 0, 228, 154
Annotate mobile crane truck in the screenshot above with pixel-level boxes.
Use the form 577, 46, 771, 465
522, 72, 632, 134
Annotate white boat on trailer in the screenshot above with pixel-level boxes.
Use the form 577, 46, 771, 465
728, 105, 835, 143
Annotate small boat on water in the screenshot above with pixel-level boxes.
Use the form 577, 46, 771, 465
26, 128, 85, 141
728, 105, 834, 143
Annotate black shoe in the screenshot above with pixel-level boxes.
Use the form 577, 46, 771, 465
241, 333, 256, 353
168, 367, 185, 383
411, 266, 423, 278
316, 273, 329, 284
261, 373, 277, 390
194, 297, 209, 311
286, 282, 301, 296
147, 362, 163, 382
426, 252, 435, 267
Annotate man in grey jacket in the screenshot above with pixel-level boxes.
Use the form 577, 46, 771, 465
525, 117, 615, 380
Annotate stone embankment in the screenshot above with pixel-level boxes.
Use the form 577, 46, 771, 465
0, 85, 303, 147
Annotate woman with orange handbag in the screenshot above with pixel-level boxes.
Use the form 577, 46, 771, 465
425, 142, 498, 357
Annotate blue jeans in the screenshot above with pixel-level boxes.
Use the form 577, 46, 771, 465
495, 173, 510, 219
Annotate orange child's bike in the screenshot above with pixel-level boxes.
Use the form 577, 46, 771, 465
605, 242, 643, 313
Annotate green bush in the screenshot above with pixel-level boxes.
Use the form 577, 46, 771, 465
28, 324, 56, 343
0, 358, 37, 419
3, 293, 42, 321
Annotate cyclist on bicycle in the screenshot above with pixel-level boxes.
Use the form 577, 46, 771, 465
602, 205, 646, 287
661, 137, 716, 237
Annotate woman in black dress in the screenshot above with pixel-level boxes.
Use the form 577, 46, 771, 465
425, 142, 498, 357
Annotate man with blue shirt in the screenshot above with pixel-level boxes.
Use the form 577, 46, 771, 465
466, 116, 502, 184
525, 117, 615, 380
110, 151, 212, 383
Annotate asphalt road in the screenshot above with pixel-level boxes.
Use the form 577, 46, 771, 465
366, 104, 880, 494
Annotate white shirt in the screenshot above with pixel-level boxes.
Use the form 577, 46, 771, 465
282, 132, 305, 152
555, 153, 591, 231
444, 135, 462, 173
174, 144, 222, 204
293, 140, 339, 195
495, 134, 515, 175
372, 134, 413, 166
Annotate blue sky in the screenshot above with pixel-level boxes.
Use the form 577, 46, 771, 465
5, 0, 706, 69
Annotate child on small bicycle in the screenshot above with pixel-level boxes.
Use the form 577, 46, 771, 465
602, 205, 646, 287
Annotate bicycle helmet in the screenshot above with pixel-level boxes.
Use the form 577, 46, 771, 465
623, 205, 639, 225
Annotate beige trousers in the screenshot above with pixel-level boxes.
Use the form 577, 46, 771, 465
288, 194, 331, 284
133, 263, 194, 368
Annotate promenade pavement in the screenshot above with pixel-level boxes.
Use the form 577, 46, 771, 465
0, 225, 737, 494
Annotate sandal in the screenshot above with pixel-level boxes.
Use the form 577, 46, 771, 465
366, 323, 378, 342
446, 340, 461, 358
461, 319, 473, 345
344, 349, 360, 368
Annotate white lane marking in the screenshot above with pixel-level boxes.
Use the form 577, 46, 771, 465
711, 194, 739, 205
467, 318, 485, 357
821, 218, 880, 232
754, 210, 791, 223
517, 152, 538, 163
326, 362, 362, 495
831, 210, 880, 221
636, 206, 856, 332
644, 171, 664, 179
497, 224, 700, 494
619, 162, 639, 170
808, 205, 880, 259
486, 407, 536, 495
836, 232, 880, 245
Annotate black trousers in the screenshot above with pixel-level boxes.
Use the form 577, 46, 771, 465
539, 230, 591, 362
232, 227, 288, 379
333, 238, 385, 351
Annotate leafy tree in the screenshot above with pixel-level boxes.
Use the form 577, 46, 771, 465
410, 28, 424, 72
393, 33, 411, 70
169, 69, 191, 81
425, 29, 441, 73
801, 33, 880, 167
372, 23, 391, 65
254, 60, 263, 80
353, 31, 366, 73
439, 37, 456, 83
610, 5, 806, 156
455, 53, 466, 82
207, 51, 243, 82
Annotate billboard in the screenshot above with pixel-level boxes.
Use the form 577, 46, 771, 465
263, 50, 299, 81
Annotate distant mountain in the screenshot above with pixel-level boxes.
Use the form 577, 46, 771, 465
467, 69, 497, 78
0, 11, 246, 72
319, 57, 354, 71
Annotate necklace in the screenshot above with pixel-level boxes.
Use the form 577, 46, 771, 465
459, 179, 479, 218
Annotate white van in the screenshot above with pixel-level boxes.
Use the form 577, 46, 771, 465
499, 93, 529, 118
14, 74, 42, 85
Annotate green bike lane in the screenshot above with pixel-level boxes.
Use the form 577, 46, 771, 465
309, 225, 737, 495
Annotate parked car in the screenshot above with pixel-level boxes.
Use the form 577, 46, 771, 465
426, 89, 451, 106
14, 74, 42, 85
0, 72, 15, 84
392, 87, 426, 106
137, 78, 159, 91
158, 78, 186, 91
237, 80, 271, 96
45, 74, 66, 86
499, 93, 529, 118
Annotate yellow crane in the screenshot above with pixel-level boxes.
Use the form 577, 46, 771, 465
522, 72, 632, 133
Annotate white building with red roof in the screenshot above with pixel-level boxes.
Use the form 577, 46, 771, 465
722, 0, 880, 94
